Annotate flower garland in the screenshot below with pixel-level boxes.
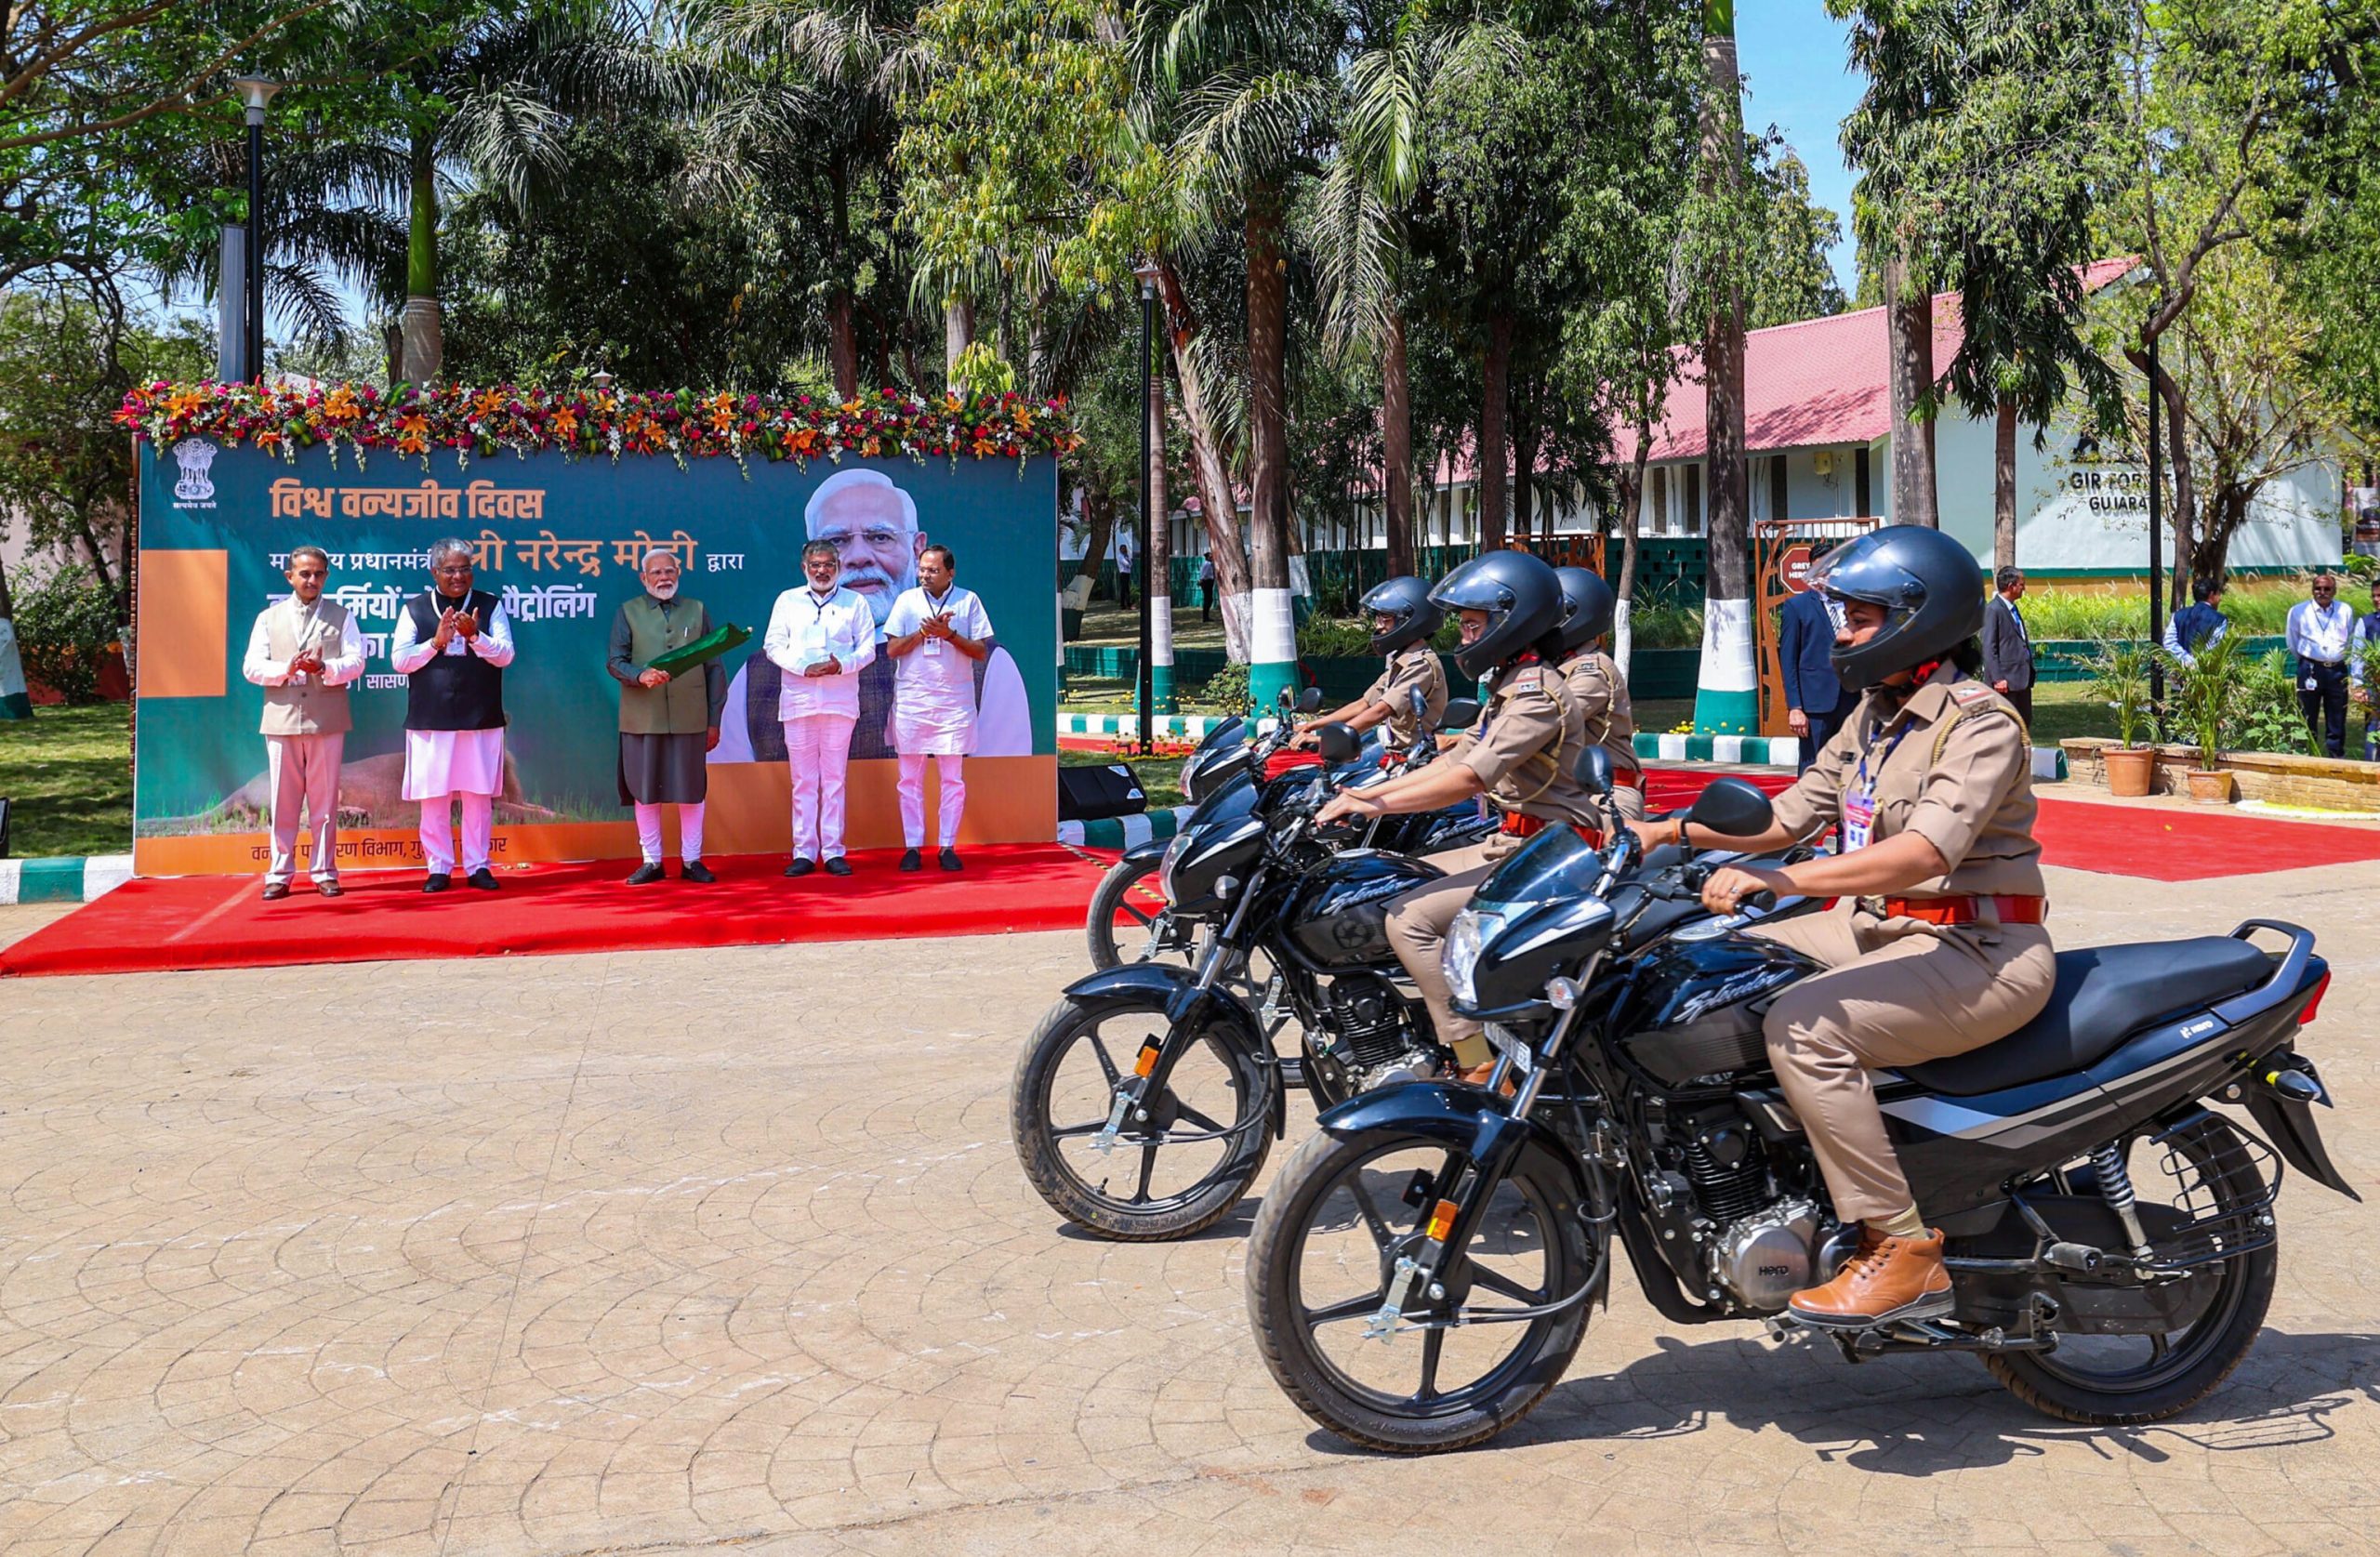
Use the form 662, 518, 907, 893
114, 381, 1079, 471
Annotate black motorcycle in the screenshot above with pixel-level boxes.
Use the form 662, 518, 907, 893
1014, 724, 1791, 1243
1244, 757, 2354, 1451
1085, 689, 1491, 971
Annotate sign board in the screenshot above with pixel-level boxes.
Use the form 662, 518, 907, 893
1778, 544, 1816, 594
133, 443, 1058, 876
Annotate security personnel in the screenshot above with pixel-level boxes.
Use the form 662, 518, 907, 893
1316, 551, 1591, 1081
1632, 525, 2055, 1329
1293, 575, 1448, 753
1553, 566, 1644, 823
2288, 573, 2355, 759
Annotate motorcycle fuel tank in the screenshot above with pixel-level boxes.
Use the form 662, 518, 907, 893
1618, 933, 1821, 1086
1285, 851, 1443, 970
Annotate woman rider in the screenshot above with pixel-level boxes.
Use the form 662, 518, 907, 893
1629, 524, 2055, 1329
1316, 551, 1593, 1083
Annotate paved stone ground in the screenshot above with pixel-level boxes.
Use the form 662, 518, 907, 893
5, 858, 2380, 1557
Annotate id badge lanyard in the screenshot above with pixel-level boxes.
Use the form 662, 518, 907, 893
1842, 723, 1911, 852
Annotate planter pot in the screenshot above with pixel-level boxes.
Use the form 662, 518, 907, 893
2103, 746, 2157, 798
2185, 767, 2236, 805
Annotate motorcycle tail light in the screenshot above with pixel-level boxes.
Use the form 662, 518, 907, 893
2300, 970, 2331, 1025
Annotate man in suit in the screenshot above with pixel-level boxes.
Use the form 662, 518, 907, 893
1777, 585, 1844, 773
1981, 565, 2035, 726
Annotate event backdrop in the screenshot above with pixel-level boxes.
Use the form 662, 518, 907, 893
133, 442, 1058, 876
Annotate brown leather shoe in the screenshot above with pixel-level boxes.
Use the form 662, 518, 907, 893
1787, 1225, 1954, 1329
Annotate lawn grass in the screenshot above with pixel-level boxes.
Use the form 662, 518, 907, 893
0, 703, 133, 858
1061, 748, 1186, 811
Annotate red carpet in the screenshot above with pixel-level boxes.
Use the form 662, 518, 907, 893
0, 845, 1106, 979
1644, 766, 2380, 881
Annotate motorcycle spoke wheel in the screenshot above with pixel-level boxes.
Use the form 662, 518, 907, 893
1011, 995, 1275, 1242
1282, 1143, 1565, 1416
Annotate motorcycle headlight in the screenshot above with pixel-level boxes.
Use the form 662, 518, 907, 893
1444, 909, 1487, 1006
1157, 830, 1194, 905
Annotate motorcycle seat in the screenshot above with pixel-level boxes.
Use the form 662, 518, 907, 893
1897, 937, 2273, 1097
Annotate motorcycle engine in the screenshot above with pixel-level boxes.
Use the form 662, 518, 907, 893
1710, 1198, 1821, 1312
1312, 978, 1435, 1091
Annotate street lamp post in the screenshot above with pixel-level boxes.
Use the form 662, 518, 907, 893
232, 77, 281, 384
2148, 330, 2165, 726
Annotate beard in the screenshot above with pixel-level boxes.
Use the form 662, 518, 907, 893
837, 557, 917, 626
648, 582, 679, 600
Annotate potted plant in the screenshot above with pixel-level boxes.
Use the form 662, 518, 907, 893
2087, 635, 2157, 796
2162, 630, 2240, 803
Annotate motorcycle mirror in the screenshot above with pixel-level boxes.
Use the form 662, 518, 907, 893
1315, 721, 1361, 764
1439, 698, 1480, 731
1297, 686, 1325, 714
1686, 777, 1777, 838
1576, 746, 1615, 797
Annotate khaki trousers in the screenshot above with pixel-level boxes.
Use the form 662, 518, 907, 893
1753, 908, 2056, 1225
1384, 841, 1503, 1068
266, 732, 344, 886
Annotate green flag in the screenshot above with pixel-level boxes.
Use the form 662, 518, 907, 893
648, 621, 751, 677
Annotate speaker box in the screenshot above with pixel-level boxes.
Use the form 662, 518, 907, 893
1057, 763, 1148, 822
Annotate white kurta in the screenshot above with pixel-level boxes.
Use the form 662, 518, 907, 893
762, 586, 877, 719
390, 598, 517, 799
883, 585, 995, 755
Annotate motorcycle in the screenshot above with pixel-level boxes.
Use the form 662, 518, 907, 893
1015, 721, 1792, 1243
1244, 752, 2354, 1451
1085, 687, 1494, 971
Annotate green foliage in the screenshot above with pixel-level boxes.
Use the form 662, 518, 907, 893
1743, 149, 1847, 329
2229, 648, 2321, 759
1294, 616, 1374, 658
13, 563, 118, 704
1193, 660, 1254, 716
2084, 633, 2153, 749
2013, 582, 2303, 640
2161, 629, 2239, 769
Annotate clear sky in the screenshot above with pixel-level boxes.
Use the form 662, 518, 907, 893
1736, 0, 1863, 297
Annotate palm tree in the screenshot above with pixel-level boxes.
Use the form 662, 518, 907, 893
377, 0, 683, 384
1309, 5, 1516, 579
1694, 0, 1755, 733
1148, 0, 1343, 706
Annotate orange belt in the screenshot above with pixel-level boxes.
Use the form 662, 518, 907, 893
1500, 812, 1604, 845
1879, 894, 2047, 926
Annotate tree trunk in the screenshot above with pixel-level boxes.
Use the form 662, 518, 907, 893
1479, 314, 1512, 550
1884, 250, 1938, 528
1614, 432, 1650, 677
944, 296, 974, 386
1696, 0, 1753, 732
1159, 260, 1251, 662
1513, 409, 1540, 549
1146, 332, 1174, 712
1073, 488, 1117, 597
1382, 308, 1415, 578
400, 129, 442, 385
827, 169, 858, 399
1993, 394, 2018, 572
1245, 192, 1295, 704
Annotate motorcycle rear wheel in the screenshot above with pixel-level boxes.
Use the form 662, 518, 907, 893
1247, 1126, 1596, 1453
1982, 1115, 2276, 1425
1011, 994, 1275, 1241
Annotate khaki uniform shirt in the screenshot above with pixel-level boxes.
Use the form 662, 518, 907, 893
1770, 666, 2045, 910
1446, 657, 1595, 836
1560, 648, 1638, 777
1362, 642, 1448, 748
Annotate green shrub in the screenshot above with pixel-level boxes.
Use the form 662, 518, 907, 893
14, 563, 120, 705
1294, 615, 1375, 658
2228, 648, 2320, 757
2085, 634, 2154, 749
1195, 661, 1254, 716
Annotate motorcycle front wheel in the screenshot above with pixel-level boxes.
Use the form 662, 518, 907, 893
1246, 1127, 1598, 1453
1010, 994, 1276, 1241
1085, 853, 1187, 970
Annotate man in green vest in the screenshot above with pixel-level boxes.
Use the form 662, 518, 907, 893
608, 549, 727, 882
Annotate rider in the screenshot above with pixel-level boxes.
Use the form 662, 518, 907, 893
1293, 576, 1448, 754
1317, 551, 1593, 1083
1553, 566, 1645, 825
1628, 524, 2055, 1329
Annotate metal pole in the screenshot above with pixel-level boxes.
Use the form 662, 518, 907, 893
2148, 330, 2164, 724
1137, 277, 1156, 752
245, 108, 266, 383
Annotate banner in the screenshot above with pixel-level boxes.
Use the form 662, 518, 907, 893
133, 443, 1057, 875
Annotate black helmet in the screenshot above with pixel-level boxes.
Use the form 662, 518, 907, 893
1553, 566, 1616, 655
1360, 575, 1442, 655
1430, 550, 1566, 680
1808, 524, 1986, 692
